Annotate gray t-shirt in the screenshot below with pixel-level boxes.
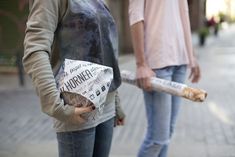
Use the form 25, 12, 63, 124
23, 0, 120, 132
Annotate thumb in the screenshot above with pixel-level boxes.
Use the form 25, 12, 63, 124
75, 106, 95, 115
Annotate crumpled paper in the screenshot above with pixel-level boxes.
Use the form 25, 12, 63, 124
55, 59, 113, 112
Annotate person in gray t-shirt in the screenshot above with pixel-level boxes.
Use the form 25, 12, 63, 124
23, 0, 125, 156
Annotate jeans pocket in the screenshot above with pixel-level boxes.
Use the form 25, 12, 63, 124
155, 66, 174, 78
176, 65, 187, 74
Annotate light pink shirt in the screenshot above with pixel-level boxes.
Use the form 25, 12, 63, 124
129, 0, 196, 69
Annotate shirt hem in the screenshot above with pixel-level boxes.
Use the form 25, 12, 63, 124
54, 113, 115, 133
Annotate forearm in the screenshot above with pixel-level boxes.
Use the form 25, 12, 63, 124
130, 21, 147, 67
130, 21, 155, 91
23, 52, 75, 121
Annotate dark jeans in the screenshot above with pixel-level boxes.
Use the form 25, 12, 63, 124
57, 118, 114, 157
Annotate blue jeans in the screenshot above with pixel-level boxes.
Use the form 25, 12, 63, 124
56, 118, 114, 157
138, 65, 187, 157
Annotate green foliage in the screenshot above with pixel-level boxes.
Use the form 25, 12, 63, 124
218, 12, 226, 21
198, 27, 210, 37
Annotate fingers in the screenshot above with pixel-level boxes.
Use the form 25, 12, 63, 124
144, 77, 152, 91
137, 77, 152, 91
188, 69, 193, 80
136, 67, 155, 91
75, 105, 95, 114
192, 72, 200, 83
72, 106, 95, 124
190, 66, 201, 83
116, 118, 124, 126
193, 66, 201, 83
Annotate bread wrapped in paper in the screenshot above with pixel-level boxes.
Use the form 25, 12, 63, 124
55, 59, 113, 113
121, 70, 207, 102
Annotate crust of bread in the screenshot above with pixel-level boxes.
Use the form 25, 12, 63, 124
182, 87, 207, 102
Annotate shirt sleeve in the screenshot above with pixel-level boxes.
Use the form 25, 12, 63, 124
128, 0, 145, 26
23, 0, 75, 122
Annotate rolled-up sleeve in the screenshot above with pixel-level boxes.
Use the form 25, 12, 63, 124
23, 0, 75, 122
128, 0, 145, 26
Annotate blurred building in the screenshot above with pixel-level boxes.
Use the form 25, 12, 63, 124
105, 0, 132, 53
188, 0, 207, 30
3, 0, 234, 55
0, 0, 28, 55
0, 0, 28, 73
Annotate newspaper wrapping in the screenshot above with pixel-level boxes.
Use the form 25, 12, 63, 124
55, 59, 113, 120
121, 70, 207, 102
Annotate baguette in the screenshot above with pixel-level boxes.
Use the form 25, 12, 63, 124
121, 70, 207, 102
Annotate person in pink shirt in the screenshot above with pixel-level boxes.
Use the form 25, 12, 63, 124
128, 0, 201, 157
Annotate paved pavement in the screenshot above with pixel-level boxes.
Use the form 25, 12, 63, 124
0, 25, 235, 157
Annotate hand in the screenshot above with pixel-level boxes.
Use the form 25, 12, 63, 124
189, 64, 201, 83
115, 117, 125, 126
136, 64, 155, 91
70, 105, 95, 124
114, 91, 125, 126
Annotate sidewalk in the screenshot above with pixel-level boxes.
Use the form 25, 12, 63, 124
0, 25, 235, 157
112, 25, 235, 157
